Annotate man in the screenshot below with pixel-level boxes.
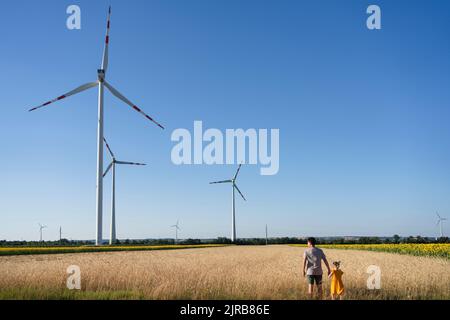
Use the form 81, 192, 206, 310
302, 237, 331, 299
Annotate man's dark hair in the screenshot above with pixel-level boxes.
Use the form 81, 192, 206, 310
307, 237, 316, 246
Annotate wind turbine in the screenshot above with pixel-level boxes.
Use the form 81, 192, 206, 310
103, 138, 146, 245
265, 224, 268, 245
436, 212, 447, 238
171, 220, 180, 243
28, 7, 164, 245
38, 224, 47, 242
210, 164, 246, 242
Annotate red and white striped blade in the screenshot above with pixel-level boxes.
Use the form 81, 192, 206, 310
115, 160, 146, 166
103, 81, 165, 129
28, 82, 98, 112
101, 6, 111, 72
103, 138, 115, 158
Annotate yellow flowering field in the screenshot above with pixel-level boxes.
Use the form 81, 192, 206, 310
291, 243, 450, 259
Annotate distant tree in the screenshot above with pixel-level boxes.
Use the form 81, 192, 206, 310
393, 234, 400, 244
437, 237, 449, 243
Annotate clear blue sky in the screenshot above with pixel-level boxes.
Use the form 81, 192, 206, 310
1, 0, 449, 241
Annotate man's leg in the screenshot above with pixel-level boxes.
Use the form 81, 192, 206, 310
316, 275, 323, 300
317, 284, 323, 300
308, 284, 314, 299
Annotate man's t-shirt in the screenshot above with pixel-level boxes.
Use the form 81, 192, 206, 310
303, 247, 326, 276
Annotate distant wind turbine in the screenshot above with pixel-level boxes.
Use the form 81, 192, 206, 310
436, 212, 447, 238
28, 6, 164, 245
171, 220, 180, 243
265, 224, 268, 245
103, 138, 146, 245
210, 164, 246, 242
38, 224, 47, 242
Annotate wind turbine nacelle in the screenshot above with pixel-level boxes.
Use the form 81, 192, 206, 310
97, 69, 105, 81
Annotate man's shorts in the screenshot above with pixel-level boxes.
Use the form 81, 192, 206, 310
307, 275, 323, 285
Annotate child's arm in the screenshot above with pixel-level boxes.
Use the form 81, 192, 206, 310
328, 270, 333, 279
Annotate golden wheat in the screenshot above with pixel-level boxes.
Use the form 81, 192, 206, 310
0, 245, 448, 299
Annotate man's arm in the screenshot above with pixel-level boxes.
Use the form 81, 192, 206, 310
302, 254, 307, 277
323, 255, 331, 276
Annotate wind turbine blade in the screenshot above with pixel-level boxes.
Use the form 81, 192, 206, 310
103, 162, 113, 177
101, 6, 111, 72
234, 163, 242, 180
210, 180, 232, 184
115, 161, 146, 166
103, 138, 115, 158
234, 184, 246, 201
28, 82, 98, 112
103, 81, 165, 129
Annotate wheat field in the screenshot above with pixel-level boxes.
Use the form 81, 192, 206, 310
0, 245, 449, 299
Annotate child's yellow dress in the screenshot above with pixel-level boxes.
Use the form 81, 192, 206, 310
330, 269, 344, 295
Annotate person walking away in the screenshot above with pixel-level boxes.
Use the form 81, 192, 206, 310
302, 237, 331, 299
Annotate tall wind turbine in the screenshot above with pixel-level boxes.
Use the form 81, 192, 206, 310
210, 164, 246, 242
38, 224, 47, 242
171, 220, 180, 243
103, 138, 146, 245
28, 7, 164, 245
436, 212, 447, 238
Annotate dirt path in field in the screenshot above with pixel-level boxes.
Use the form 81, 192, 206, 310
0, 245, 449, 299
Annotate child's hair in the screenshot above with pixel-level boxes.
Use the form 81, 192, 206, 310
333, 261, 341, 268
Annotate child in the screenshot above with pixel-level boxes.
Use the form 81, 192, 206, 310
329, 261, 344, 300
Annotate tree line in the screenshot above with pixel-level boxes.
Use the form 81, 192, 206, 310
0, 235, 448, 247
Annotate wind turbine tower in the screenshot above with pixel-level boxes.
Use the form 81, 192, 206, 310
38, 224, 47, 242
210, 164, 246, 242
103, 138, 146, 245
171, 220, 180, 243
265, 224, 268, 245
436, 212, 447, 238
28, 7, 164, 245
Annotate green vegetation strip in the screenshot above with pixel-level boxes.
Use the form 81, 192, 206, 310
0, 244, 229, 256
290, 243, 450, 259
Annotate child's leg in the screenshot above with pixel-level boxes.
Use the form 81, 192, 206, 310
331, 293, 336, 300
